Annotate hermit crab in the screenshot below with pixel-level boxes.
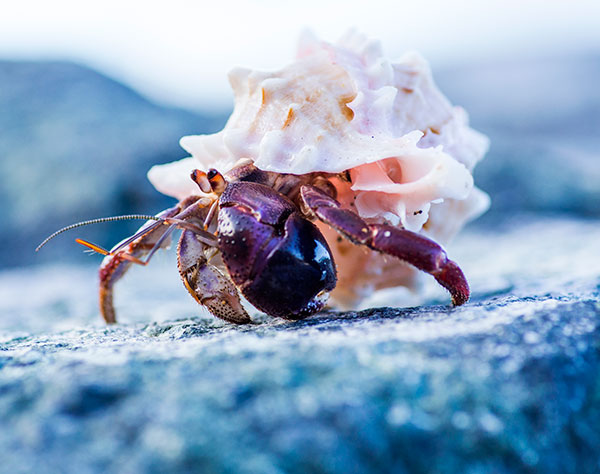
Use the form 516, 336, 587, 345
69, 162, 471, 323
38, 31, 490, 324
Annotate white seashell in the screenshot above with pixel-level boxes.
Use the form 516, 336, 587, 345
148, 30, 490, 305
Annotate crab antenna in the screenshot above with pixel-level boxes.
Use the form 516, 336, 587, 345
35, 214, 163, 252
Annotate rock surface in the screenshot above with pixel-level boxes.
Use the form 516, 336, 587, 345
1, 215, 599, 473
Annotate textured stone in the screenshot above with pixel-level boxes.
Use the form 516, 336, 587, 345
1, 216, 599, 473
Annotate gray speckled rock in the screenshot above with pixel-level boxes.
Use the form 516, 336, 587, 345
1, 216, 599, 473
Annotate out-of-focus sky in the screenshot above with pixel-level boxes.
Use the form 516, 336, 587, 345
1, 0, 599, 111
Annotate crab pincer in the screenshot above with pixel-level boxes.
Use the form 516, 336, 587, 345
177, 229, 251, 324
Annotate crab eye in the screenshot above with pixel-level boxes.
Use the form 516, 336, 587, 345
207, 169, 218, 179
207, 169, 226, 194
190, 169, 212, 193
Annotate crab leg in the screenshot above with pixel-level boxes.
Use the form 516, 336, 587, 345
177, 229, 251, 324
300, 185, 470, 306
97, 195, 210, 323
98, 205, 183, 323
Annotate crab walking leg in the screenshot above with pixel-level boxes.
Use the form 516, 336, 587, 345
177, 230, 251, 324
300, 185, 470, 306
98, 196, 219, 323
99, 205, 183, 323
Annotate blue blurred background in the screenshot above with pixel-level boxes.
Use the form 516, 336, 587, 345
1, 0, 599, 267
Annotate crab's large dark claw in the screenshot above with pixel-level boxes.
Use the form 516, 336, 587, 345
218, 181, 337, 319
300, 184, 470, 306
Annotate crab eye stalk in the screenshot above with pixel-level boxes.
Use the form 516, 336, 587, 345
191, 169, 212, 194
207, 169, 226, 194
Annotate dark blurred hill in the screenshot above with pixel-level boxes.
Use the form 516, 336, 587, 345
1, 55, 599, 268
0, 61, 228, 267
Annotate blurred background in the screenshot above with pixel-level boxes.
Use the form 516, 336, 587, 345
1, 0, 599, 268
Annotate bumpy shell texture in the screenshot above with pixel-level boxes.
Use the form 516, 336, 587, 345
148, 30, 490, 307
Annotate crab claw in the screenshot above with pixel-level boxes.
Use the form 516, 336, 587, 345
217, 181, 337, 320
370, 224, 470, 306
178, 229, 251, 324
